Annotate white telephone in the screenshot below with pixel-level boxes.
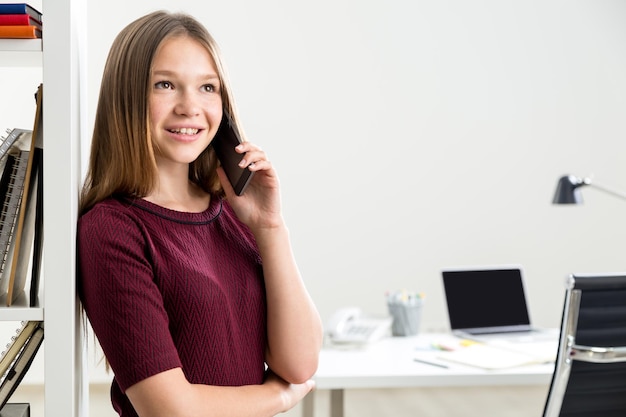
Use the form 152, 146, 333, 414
325, 307, 392, 345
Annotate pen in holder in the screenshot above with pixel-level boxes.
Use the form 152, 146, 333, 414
386, 290, 424, 337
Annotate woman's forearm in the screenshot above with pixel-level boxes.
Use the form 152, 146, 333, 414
254, 223, 324, 383
127, 368, 315, 417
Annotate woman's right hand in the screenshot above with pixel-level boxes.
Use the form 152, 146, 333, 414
264, 370, 316, 413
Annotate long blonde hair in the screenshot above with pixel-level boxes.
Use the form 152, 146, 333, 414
80, 10, 243, 215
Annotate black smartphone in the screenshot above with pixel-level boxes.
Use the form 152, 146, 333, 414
211, 111, 254, 195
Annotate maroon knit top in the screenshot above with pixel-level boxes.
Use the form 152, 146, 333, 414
77, 196, 267, 416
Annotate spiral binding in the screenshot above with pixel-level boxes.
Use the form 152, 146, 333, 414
0, 321, 27, 358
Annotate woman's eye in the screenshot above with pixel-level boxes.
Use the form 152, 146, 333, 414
203, 84, 216, 93
155, 81, 172, 89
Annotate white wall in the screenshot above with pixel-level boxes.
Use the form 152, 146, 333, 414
2, 0, 626, 414
87, 0, 626, 330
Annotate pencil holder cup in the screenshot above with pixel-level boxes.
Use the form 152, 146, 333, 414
387, 291, 424, 337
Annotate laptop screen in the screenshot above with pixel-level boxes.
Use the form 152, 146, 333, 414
442, 267, 531, 332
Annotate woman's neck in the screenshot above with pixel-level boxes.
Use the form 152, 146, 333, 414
144, 164, 210, 213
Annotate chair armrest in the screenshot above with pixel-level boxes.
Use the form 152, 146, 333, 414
570, 344, 626, 363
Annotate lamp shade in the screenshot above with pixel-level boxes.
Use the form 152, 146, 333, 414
552, 175, 588, 204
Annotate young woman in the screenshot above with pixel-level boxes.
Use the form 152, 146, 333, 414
77, 10, 323, 417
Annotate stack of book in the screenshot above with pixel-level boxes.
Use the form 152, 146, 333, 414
0, 3, 42, 39
0, 84, 43, 308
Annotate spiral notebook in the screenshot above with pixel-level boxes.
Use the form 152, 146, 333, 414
0, 321, 44, 409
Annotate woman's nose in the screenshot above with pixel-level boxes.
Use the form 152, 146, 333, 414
174, 90, 202, 116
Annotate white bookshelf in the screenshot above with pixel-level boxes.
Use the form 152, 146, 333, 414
0, 0, 87, 415
0, 39, 41, 50
0, 40, 42, 66
0, 293, 42, 321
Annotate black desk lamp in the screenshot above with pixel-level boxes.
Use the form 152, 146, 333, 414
552, 175, 626, 204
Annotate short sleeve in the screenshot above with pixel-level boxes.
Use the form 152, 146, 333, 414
77, 203, 182, 392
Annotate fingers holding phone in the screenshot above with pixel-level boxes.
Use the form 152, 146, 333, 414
235, 143, 271, 172
217, 140, 280, 200
212, 111, 280, 195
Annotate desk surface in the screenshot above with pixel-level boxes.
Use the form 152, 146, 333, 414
314, 333, 556, 390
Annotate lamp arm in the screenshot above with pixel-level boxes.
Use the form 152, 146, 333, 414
589, 182, 626, 201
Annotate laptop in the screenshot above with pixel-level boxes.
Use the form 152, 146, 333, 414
441, 265, 556, 343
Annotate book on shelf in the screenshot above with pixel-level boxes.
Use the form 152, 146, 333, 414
0, 321, 43, 410
0, 84, 43, 306
0, 26, 40, 39
6, 140, 40, 306
27, 128, 41, 308
0, 4, 42, 22
0, 144, 31, 298
0, 321, 39, 378
6, 83, 43, 306
0, 14, 41, 29
27, 147, 41, 308
0, 403, 29, 417
0, 129, 29, 165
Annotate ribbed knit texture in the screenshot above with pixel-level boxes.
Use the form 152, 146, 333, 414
77, 196, 267, 416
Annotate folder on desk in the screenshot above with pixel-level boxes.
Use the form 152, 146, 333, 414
436, 342, 555, 370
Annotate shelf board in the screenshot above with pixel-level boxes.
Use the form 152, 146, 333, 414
0, 39, 43, 67
0, 39, 42, 51
0, 292, 43, 321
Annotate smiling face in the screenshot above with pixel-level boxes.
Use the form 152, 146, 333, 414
149, 35, 223, 169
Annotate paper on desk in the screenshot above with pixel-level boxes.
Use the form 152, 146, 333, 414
486, 339, 558, 362
435, 341, 556, 370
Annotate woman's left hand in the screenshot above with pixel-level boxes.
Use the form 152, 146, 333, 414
216, 142, 284, 230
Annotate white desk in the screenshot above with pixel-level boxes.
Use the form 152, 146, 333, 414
303, 333, 556, 417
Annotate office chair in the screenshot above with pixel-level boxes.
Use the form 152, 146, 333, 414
543, 273, 626, 417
